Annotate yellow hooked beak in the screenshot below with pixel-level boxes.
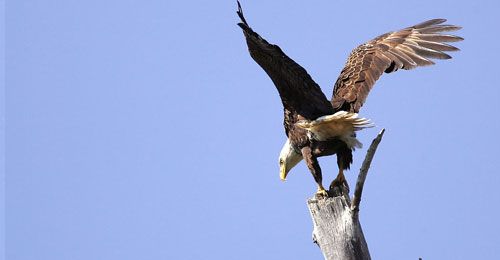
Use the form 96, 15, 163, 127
280, 164, 287, 181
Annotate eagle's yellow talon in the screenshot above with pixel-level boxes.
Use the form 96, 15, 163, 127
330, 170, 350, 192
315, 185, 328, 198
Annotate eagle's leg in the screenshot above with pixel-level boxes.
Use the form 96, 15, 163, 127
330, 162, 349, 192
301, 146, 327, 197
330, 149, 352, 192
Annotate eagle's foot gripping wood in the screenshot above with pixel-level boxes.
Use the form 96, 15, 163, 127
330, 169, 350, 193
315, 185, 329, 199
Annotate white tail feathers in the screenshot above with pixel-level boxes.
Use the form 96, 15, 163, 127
295, 111, 373, 148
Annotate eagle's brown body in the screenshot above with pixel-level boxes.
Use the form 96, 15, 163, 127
236, 2, 462, 195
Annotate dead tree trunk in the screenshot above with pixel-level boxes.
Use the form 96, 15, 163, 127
307, 129, 385, 260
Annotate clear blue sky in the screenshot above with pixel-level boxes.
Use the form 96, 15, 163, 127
5, 0, 500, 259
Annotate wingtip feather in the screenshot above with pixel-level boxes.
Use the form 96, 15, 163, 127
236, 1, 248, 27
413, 19, 447, 29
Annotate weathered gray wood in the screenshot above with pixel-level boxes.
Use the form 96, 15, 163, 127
307, 191, 370, 260
351, 129, 385, 216
307, 129, 385, 260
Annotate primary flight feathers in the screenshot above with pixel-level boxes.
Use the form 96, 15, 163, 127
333, 18, 462, 112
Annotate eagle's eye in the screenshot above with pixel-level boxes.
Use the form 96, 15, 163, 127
279, 159, 284, 165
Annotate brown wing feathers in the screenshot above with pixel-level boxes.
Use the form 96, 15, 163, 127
237, 2, 462, 116
333, 19, 463, 113
237, 2, 334, 120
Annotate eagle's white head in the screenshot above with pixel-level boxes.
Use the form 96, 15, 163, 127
278, 138, 302, 180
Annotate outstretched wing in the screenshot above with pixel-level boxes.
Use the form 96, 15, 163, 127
237, 2, 334, 121
332, 19, 463, 113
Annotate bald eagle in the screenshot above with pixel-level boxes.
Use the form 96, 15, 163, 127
236, 2, 462, 196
